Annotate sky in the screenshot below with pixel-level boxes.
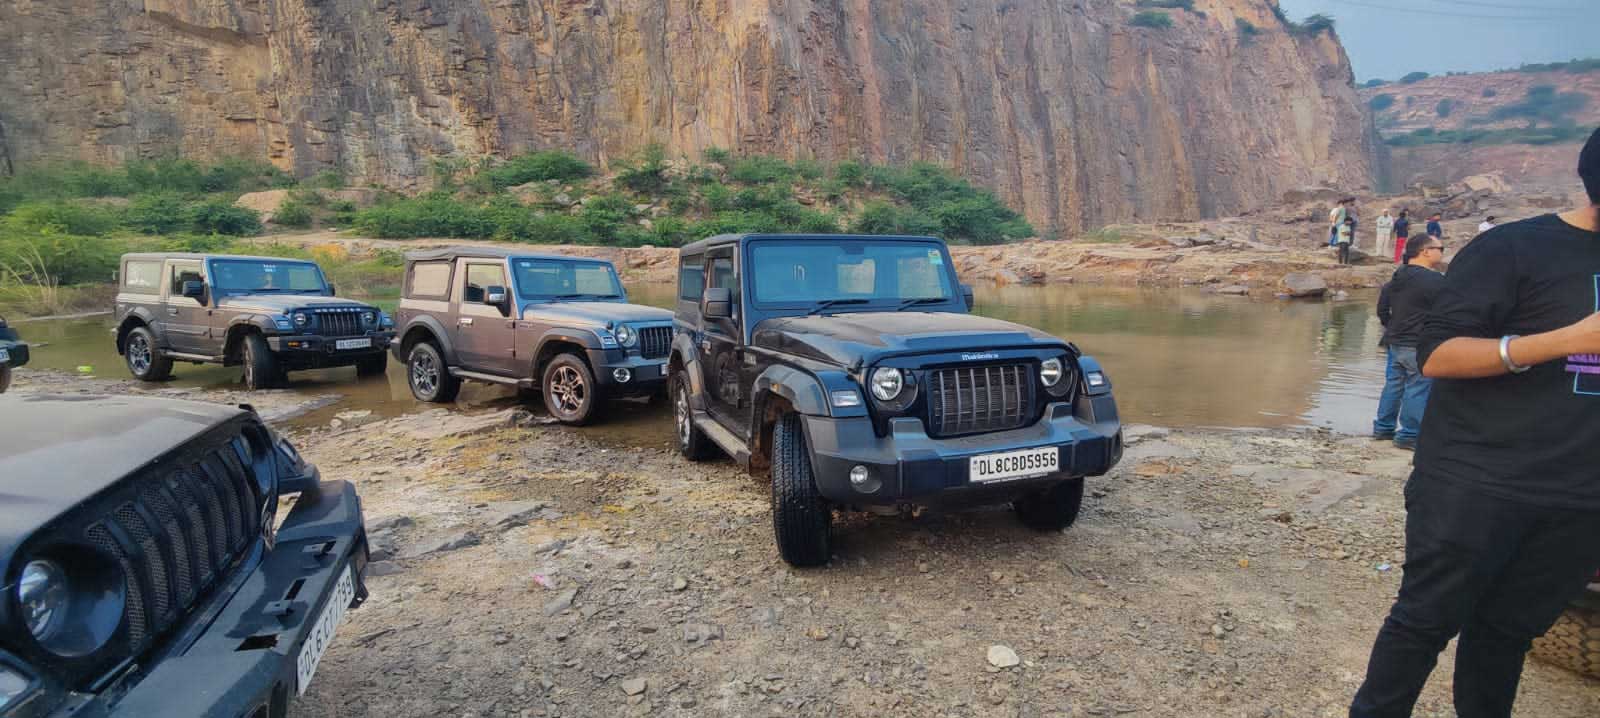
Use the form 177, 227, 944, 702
1276, 0, 1599, 82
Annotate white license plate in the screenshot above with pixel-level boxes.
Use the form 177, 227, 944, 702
0, 348, 8, 363
651, 363, 667, 377
335, 338, 372, 351
970, 446, 1060, 483
296, 565, 357, 695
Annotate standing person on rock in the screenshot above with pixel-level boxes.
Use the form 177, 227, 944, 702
1376, 209, 1396, 260
1371, 236, 1446, 450
1349, 127, 1600, 718
1426, 212, 1443, 240
1329, 198, 1350, 247
1337, 216, 1356, 265
1393, 210, 1412, 264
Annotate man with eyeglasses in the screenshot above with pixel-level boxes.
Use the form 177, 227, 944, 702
1351, 127, 1600, 717
1372, 237, 1446, 451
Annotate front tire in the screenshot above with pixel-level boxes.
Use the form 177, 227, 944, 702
356, 354, 387, 377
543, 354, 601, 425
407, 342, 460, 403
125, 326, 173, 382
672, 372, 714, 461
1013, 478, 1086, 531
771, 413, 832, 567
242, 333, 282, 390
0, 365, 10, 394
1531, 604, 1600, 679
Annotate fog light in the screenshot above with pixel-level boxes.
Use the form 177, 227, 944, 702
848, 465, 881, 493
612, 367, 632, 383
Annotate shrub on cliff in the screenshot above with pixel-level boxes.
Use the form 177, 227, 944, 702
185, 200, 263, 236
1486, 85, 1590, 126
482, 150, 592, 189
3, 201, 121, 237
1399, 71, 1431, 85
1129, 11, 1173, 29
1369, 94, 1396, 111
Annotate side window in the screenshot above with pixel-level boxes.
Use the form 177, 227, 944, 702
709, 257, 735, 294
678, 256, 704, 301
464, 263, 506, 304
123, 261, 162, 294
408, 261, 452, 299
168, 262, 203, 297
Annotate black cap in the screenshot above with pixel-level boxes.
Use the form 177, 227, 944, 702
1582, 125, 1600, 204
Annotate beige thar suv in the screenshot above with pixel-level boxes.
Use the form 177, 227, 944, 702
392, 248, 673, 424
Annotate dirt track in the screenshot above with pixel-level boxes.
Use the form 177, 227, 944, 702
9, 369, 1599, 717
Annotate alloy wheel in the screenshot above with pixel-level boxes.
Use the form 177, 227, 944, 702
412, 353, 438, 396
128, 334, 151, 375
549, 365, 586, 417
675, 381, 691, 448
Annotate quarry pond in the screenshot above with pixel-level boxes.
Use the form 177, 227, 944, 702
15, 282, 1386, 438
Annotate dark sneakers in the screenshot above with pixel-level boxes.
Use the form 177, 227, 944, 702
1373, 431, 1396, 441
1393, 437, 1417, 451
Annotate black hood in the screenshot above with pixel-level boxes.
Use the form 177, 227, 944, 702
217, 294, 378, 314
519, 301, 673, 328
0, 395, 246, 579
753, 311, 1063, 367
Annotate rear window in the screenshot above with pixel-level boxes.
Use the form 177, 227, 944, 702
408, 261, 451, 299
123, 261, 161, 294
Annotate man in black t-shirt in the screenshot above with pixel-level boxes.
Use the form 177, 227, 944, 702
1351, 128, 1600, 717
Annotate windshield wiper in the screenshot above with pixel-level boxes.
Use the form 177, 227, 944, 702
550, 293, 619, 301
896, 297, 946, 311
806, 298, 871, 316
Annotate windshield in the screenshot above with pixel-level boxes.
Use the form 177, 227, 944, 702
512, 258, 625, 300
208, 260, 327, 294
748, 240, 955, 307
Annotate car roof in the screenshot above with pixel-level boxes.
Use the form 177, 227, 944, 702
403, 247, 616, 264
677, 233, 945, 255
120, 252, 320, 264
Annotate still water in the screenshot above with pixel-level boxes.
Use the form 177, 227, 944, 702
13, 283, 1386, 438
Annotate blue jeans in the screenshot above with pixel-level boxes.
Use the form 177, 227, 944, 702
1373, 345, 1432, 440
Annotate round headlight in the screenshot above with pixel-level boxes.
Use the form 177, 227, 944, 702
614, 325, 637, 348
293, 312, 309, 326
363, 311, 376, 325
1040, 358, 1064, 387
870, 367, 904, 401
19, 561, 67, 643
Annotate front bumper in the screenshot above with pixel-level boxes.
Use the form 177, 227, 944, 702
585, 347, 669, 397
0, 340, 28, 368
803, 397, 1123, 506
267, 331, 394, 367
65, 479, 368, 718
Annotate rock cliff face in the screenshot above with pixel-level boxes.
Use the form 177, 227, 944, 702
0, 0, 1378, 232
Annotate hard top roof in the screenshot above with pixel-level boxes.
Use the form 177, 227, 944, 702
677, 233, 944, 255
120, 252, 321, 264
403, 246, 617, 264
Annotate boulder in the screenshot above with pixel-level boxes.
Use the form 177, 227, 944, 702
235, 189, 292, 222
1458, 173, 1511, 196
1280, 273, 1327, 299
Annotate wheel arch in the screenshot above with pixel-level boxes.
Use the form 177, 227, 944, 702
749, 365, 829, 477
399, 316, 456, 364
222, 315, 276, 364
115, 309, 158, 355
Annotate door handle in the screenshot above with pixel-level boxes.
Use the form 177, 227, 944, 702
459, 317, 474, 326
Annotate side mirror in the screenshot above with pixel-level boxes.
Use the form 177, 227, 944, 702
485, 285, 509, 312
181, 280, 206, 299
327, 283, 337, 296
960, 283, 975, 310
702, 287, 732, 320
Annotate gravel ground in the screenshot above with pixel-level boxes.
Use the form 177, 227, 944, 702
7, 370, 1597, 716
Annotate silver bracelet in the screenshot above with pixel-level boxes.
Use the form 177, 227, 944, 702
1499, 335, 1530, 374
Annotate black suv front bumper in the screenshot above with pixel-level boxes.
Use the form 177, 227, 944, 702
802, 397, 1122, 506
0, 338, 28, 369
59, 479, 368, 718
268, 331, 394, 369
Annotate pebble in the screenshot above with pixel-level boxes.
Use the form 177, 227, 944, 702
987, 645, 1021, 668
621, 678, 648, 696
542, 588, 579, 617
670, 576, 688, 591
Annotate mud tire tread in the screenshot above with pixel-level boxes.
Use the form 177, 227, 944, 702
771, 413, 832, 567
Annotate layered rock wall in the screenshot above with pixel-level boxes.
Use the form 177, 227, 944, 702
0, 0, 1379, 232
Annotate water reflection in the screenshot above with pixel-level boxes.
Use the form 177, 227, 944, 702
13, 283, 1385, 436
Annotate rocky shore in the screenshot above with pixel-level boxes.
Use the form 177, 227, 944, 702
7, 369, 1596, 717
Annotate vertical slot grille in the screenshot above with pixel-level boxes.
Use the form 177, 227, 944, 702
312, 308, 363, 337
638, 326, 672, 360
927, 364, 1032, 437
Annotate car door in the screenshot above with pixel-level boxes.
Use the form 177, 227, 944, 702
162, 259, 210, 354
454, 259, 518, 375
701, 247, 747, 435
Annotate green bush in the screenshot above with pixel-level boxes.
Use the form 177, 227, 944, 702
1400, 71, 1431, 84
1137, 0, 1193, 9
1384, 125, 1593, 147
1130, 11, 1173, 29
851, 201, 941, 236
186, 200, 263, 236
728, 156, 797, 184
1362, 79, 1388, 88
1482, 87, 1498, 98
1296, 13, 1335, 35
702, 147, 732, 166
481, 150, 593, 189
1435, 99, 1455, 118
615, 144, 669, 194
125, 193, 189, 234
308, 170, 345, 189
833, 160, 867, 188
273, 199, 314, 228
1236, 18, 1260, 42
3, 201, 121, 236
1369, 94, 1396, 111
1486, 85, 1590, 125
0, 230, 123, 286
